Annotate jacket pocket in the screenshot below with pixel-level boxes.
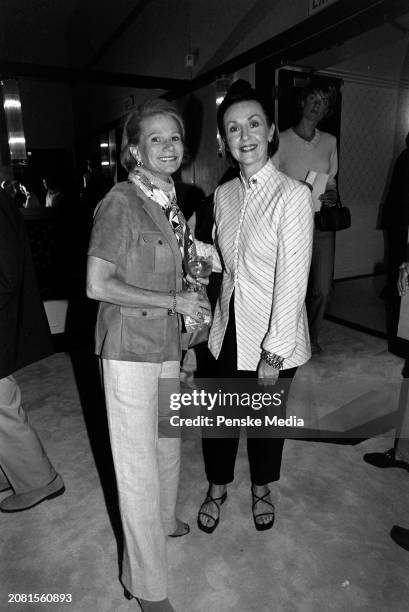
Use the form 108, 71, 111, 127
120, 307, 167, 355
141, 231, 174, 273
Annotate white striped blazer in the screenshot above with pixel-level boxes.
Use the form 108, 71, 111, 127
197, 159, 314, 370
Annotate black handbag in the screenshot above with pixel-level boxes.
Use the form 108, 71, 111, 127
314, 202, 351, 231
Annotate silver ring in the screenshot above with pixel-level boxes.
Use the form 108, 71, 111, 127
196, 311, 203, 319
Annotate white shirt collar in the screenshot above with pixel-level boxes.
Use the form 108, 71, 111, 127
239, 158, 275, 190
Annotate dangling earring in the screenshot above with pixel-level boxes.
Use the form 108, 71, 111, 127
130, 146, 143, 167
217, 133, 227, 158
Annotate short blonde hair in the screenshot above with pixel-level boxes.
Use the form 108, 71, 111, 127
120, 99, 185, 172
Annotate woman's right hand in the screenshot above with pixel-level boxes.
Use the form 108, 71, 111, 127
319, 189, 338, 207
176, 290, 211, 323
398, 262, 409, 296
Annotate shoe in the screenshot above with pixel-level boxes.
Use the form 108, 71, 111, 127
391, 526, 409, 551
363, 449, 409, 472
124, 590, 174, 611
124, 590, 143, 610
169, 518, 190, 538
0, 474, 65, 513
197, 486, 227, 534
251, 485, 275, 531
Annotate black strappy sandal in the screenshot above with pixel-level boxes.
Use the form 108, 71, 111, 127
251, 485, 275, 531
197, 486, 227, 534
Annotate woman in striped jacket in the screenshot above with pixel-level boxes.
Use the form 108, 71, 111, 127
196, 80, 314, 534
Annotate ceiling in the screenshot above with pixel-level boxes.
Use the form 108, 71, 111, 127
0, 0, 278, 87
302, 16, 409, 87
1, 0, 409, 95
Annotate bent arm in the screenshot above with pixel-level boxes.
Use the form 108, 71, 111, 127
194, 189, 223, 272
86, 256, 173, 309
398, 260, 409, 296
262, 184, 314, 359
327, 145, 338, 188
194, 237, 222, 273
325, 142, 338, 194
86, 256, 210, 320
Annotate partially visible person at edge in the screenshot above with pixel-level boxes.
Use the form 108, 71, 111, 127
0, 187, 65, 513
365, 258, 409, 551
273, 79, 339, 354
86, 99, 210, 612
380, 132, 409, 339
194, 80, 314, 535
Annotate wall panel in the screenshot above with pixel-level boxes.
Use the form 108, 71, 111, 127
336, 79, 404, 278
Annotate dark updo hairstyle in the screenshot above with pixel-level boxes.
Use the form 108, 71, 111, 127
298, 77, 338, 120
217, 79, 278, 161
120, 98, 185, 172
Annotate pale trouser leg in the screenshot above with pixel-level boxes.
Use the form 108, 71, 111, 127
395, 374, 409, 462
157, 360, 181, 535
102, 359, 180, 601
0, 375, 56, 493
307, 230, 335, 344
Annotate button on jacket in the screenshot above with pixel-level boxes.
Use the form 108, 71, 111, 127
197, 160, 314, 370
88, 181, 184, 363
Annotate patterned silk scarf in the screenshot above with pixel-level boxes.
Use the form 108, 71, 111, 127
128, 169, 196, 266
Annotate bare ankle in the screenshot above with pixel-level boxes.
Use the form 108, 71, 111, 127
210, 483, 227, 496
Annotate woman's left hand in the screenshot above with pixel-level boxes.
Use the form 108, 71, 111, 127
319, 189, 338, 207
186, 274, 209, 287
257, 359, 280, 386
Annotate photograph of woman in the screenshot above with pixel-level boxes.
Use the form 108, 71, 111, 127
86, 99, 210, 612
194, 80, 314, 535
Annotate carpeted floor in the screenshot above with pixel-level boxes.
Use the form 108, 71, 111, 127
1, 321, 408, 612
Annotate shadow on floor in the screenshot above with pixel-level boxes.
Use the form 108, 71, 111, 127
64, 296, 124, 573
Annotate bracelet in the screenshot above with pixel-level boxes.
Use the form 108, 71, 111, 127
168, 290, 177, 316
261, 349, 284, 369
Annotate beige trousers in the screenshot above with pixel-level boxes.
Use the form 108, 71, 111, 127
0, 375, 56, 492
102, 359, 180, 601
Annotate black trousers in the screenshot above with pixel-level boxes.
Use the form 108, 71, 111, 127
202, 298, 296, 486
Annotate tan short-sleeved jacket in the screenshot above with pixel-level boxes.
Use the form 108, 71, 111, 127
88, 181, 184, 363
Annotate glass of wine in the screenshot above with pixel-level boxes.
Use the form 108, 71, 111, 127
187, 255, 213, 280
184, 255, 213, 331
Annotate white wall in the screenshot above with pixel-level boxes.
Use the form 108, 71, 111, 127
321, 36, 409, 279
335, 79, 400, 278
